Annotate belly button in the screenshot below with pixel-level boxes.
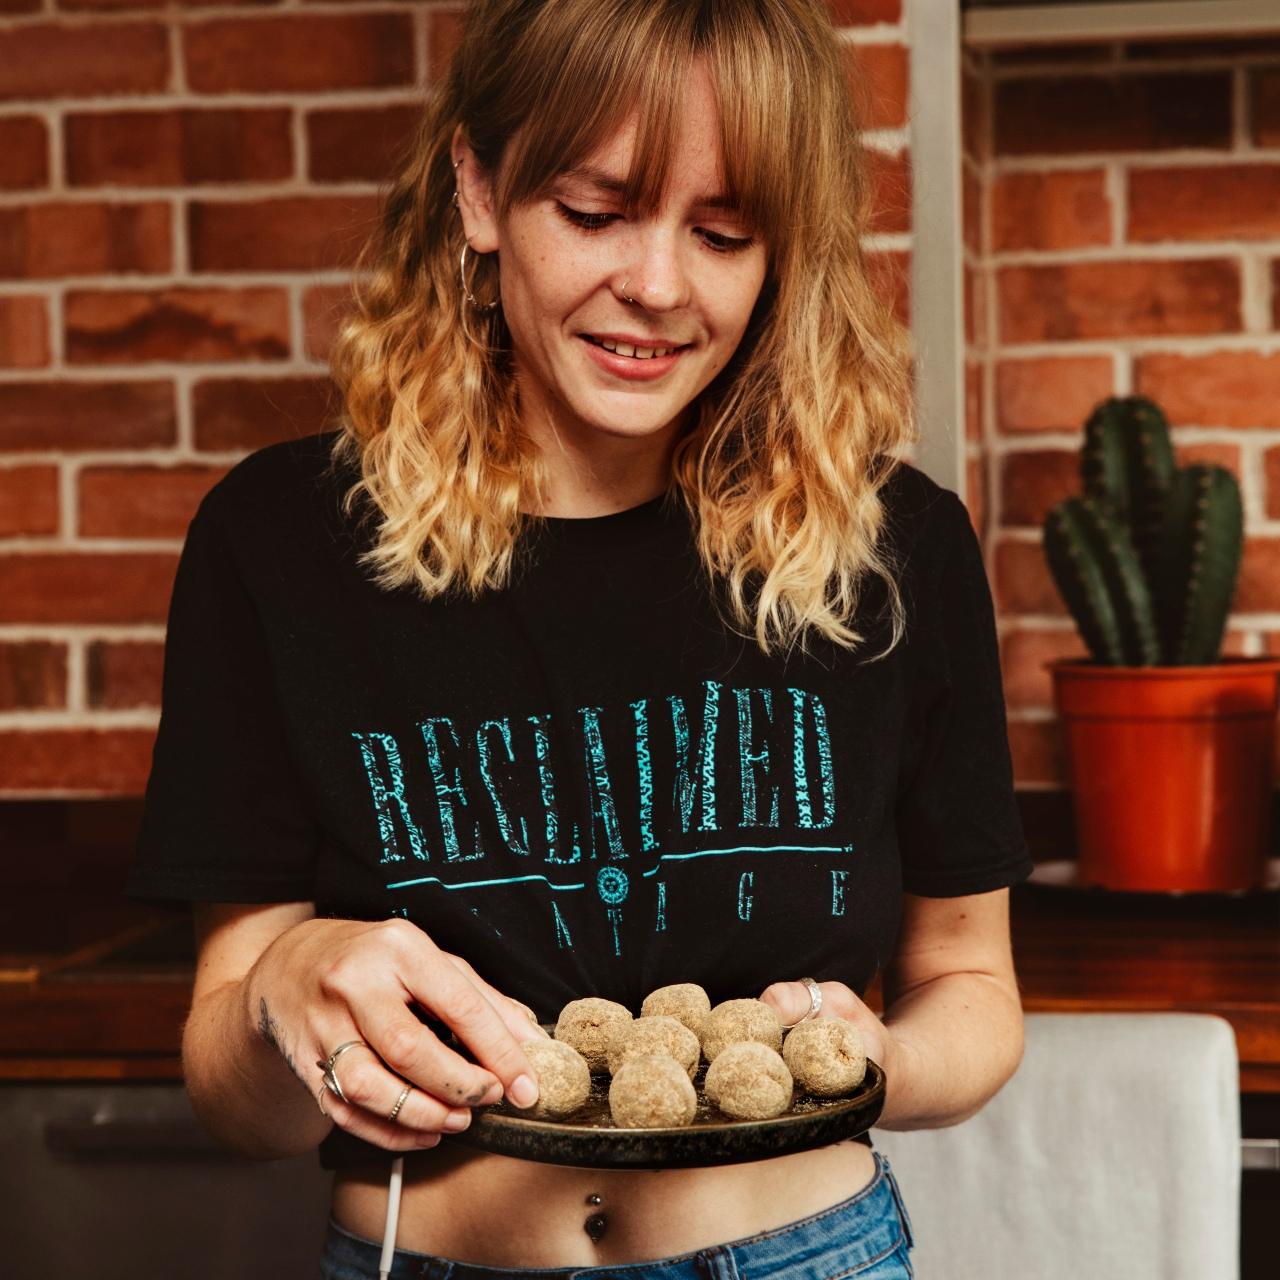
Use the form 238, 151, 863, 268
583, 1212, 608, 1242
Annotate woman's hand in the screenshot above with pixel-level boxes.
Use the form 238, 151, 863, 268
759, 979, 901, 1082
243, 916, 547, 1153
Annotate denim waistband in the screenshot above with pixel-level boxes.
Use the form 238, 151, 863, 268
319, 1152, 913, 1280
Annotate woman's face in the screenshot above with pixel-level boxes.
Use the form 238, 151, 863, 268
454, 61, 768, 459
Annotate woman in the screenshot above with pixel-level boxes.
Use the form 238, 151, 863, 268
126, 1, 1034, 1277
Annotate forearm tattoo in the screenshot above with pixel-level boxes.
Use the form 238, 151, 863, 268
257, 997, 305, 1084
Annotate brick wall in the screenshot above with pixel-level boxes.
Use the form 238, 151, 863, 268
965, 36, 1280, 790
0, 0, 909, 796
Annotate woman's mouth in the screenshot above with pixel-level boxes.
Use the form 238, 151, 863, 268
578, 334, 691, 381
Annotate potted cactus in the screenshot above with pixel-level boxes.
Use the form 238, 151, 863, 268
1043, 394, 1280, 892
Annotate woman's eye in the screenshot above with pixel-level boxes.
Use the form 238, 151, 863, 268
553, 202, 755, 254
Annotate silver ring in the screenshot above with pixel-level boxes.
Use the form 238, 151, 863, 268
387, 1082, 413, 1123
781, 977, 823, 1029
317, 1039, 367, 1104
622, 277, 636, 304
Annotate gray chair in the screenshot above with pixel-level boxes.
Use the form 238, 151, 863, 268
871, 1012, 1241, 1279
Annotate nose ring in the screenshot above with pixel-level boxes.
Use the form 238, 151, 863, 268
621, 278, 637, 305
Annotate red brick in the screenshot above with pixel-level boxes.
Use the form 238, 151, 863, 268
963, 162, 981, 256
964, 360, 983, 444
192, 375, 340, 450
79, 464, 228, 538
0, 116, 48, 190
862, 145, 910, 235
0, 201, 171, 279
994, 72, 1232, 156
185, 14, 414, 94
188, 195, 379, 272
0, 296, 50, 367
1001, 449, 1079, 528
302, 283, 356, 362
843, 43, 908, 131
0, 464, 58, 535
65, 287, 290, 364
1236, 536, 1280, 614
0, 22, 169, 101
992, 170, 1111, 252
65, 107, 292, 187
1134, 351, 1280, 428
427, 8, 466, 82
1008, 717, 1065, 789
0, 552, 177, 623
307, 103, 422, 184
964, 459, 987, 539
827, 0, 901, 24
996, 356, 1115, 433
0, 728, 155, 793
0, 641, 67, 711
1129, 164, 1280, 243
965, 262, 988, 348
961, 63, 987, 164
86, 640, 163, 710
997, 259, 1241, 343
1253, 68, 1280, 148
0, 0, 41, 13
996, 537, 1063, 616
1266, 444, 1280, 520
1003, 628, 1091, 711
0, 380, 175, 451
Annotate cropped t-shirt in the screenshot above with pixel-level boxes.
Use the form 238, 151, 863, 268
125, 429, 1034, 1171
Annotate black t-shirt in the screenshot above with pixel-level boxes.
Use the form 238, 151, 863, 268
125, 430, 1033, 1171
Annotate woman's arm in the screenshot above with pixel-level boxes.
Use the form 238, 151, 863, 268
761, 887, 1024, 1133
875, 886, 1025, 1130
183, 901, 334, 1160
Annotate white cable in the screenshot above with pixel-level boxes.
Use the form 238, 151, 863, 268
378, 1155, 405, 1280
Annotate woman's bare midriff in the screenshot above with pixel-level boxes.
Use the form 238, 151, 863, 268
331, 1136, 878, 1267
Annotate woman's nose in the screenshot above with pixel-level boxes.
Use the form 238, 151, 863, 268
618, 227, 691, 311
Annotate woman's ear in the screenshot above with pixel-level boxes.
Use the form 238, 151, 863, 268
450, 123, 501, 254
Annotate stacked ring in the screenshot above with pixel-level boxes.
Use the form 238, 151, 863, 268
387, 1083, 413, 1123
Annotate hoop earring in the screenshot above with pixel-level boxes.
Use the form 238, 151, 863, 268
459, 242, 499, 313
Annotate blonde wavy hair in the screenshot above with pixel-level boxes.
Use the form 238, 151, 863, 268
325, 0, 918, 662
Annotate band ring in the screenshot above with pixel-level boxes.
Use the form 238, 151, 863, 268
387, 1082, 413, 1123
781, 977, 824, 1029
317, 1039, 368, 1105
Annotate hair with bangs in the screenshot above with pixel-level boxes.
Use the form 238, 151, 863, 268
325, 0, 918, 662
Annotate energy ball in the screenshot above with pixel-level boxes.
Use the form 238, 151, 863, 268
519, 1038, 591, 1119
607, 1014, 701, 1080
608, 1054, 698, 1129
702, 997, 784, 1062
782, 1019, 868, 1097
640, 983, 711, 1044
704, 1041, 794, 1121
554, 997, 633, 1074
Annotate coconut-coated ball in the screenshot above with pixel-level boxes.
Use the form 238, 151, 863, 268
519, 1038, 591, 1119
702, 997, 784, 1062
607, 1014, 700, 1079
608, 1055, 698, 1129
554, 997, 633, 1074
782, 1019, 868, 1097
639, 983, 711, 1044
704, 1041, 794, 1120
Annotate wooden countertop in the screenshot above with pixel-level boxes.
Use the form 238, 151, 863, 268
2, 871, 1277, 1091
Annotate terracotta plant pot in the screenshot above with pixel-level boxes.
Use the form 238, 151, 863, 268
1046, 656, 1280, 892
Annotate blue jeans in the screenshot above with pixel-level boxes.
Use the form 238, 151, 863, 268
318, 1151, 915, 1279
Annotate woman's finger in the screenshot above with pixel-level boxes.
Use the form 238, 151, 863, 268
320, 1039, 477, 1134
396, 944, 539, 1107
358, 989, 506, 1108
443, 952, 549, 1043
317, 1075, 447, 1153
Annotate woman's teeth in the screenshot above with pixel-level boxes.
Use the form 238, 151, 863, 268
585, 335, 678, 360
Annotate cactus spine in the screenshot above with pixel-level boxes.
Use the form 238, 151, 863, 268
1042, 395, 1242, 666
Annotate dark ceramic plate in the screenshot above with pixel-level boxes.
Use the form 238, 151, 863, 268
445, 1055, 885, 1170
